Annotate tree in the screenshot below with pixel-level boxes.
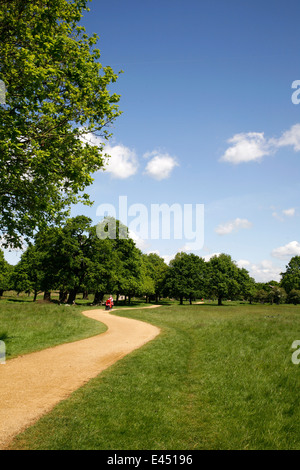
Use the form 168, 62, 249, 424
0, 0, 122, 247
237, 268, 256, 303
140, 255, 156, 303
206, 254, 241, 306
287, 289, 300, 305
33, 215, 94, 304
254, 288, 269, 304
268, 286, 287, 305
114, 239, 143, 304
85, 228, 119, 305
141, 253, 168, 303
164, 252, 206, 305
281, 256, 300, 294
11, 245, 45, 300
97, 217, 143, 304
0, 249, 12, 296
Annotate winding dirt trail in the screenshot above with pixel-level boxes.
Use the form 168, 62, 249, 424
0, 305, 161, 450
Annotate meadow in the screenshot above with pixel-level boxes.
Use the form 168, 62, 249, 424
2, 297, 300, 450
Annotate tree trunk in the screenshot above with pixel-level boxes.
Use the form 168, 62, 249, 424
43, 291, 51, 302
59, 291, 68, 303
93, 292, 104, 305
67, 289, 77, 305
82, 290, 89, 300
180, 296, 183, 305
189, 296, 192, 305
218, 296, 223, 306
0, 289, 4, 297
33, 290, 38, 302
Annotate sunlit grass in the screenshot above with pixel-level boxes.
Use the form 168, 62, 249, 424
7, 302, 300, 450
0, 299, 106, 359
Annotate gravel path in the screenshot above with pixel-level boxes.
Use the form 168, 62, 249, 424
0, 306, 161, 449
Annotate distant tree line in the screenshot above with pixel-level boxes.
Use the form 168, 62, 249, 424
1, 215, 300, 306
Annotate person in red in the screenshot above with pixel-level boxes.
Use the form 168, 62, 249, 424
105, 295, 114, 310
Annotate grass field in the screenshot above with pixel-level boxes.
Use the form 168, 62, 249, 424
0, 298, 106, 359
2, 299, 300, 450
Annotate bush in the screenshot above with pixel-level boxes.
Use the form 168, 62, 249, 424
287, 289, 300, 305
268, 287, 287, 305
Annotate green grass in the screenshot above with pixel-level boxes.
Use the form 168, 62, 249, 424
6, 301, 300, 449
0, 298, 106, 359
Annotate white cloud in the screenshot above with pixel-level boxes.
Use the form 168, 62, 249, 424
161, 254, 176, 265
272, 211, 283, 221
215, 218, 252, 235
220, 132, 272, 164
272, 207, 296, 221
79, 132, 138, 179
221, 123, 300, 164
275, 123, 300, 152
271, 241, 300, 260
128, 229, 149, 251
80, 132, 104, 148
235, 258, 281, 282
104, 143, 138, 179
249, 260, 282, 283
282, 208, 295, 217
203, 252, 221, 261
144, 151, 179, 180
237, 259, 251, 268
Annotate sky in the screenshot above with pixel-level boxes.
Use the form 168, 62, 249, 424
5, 0, 300, 282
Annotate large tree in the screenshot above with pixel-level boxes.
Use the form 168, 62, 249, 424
11, 245, 45, 301
281, 256, 300, 294
0, 0, 121, 247
164, 252, 206, 305
96, 216, 143, 304
237, 267, 256, 303
141, 253, 168, 303
206, 253, 241, 305
85, 228, 119, 305
31, 215, 95, 303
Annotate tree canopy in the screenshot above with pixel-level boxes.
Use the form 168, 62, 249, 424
281, 256, 300, 294
164, 252, 206, 304
206, 254, 248, 305
0, 0, 122, 247
4, 222, 300, 308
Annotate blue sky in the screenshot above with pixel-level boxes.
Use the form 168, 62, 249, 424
6, 0, 300, 282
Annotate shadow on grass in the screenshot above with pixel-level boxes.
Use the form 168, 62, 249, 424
0, 331, 10, 341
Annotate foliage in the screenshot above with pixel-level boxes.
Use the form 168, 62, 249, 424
0, 249, 12, 294
11, 245, 44, 300
34, 215, 95, 303
140, 253, 168, 302
164, 252, 206, 304
268, 286, 287, 305
286, 289, 300, 305
237, 267, 256, 303
254, 289, 270, 304
206, 254, 242, 305
281, 256, 300, 294
0, 0, 122, 247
